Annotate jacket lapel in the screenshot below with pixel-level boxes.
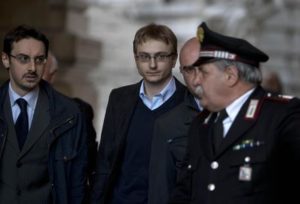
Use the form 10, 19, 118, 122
4, 94, 20, 152
114, 82, 141, 156
199, 111, 216, 160
19, 89, 50, 157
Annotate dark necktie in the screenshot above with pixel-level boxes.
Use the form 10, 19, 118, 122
213, 109, 228, 153
15, 98, 28, 149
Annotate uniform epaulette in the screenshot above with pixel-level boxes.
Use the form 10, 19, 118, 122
263, 92, 294, 103
243, 92, 293, 120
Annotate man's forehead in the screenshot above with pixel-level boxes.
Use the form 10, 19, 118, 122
180, 50, 199, 66
12, 38, 45, 54
137, 39, 172, 51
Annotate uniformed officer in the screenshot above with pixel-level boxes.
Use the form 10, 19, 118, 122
169, 22, 300, 204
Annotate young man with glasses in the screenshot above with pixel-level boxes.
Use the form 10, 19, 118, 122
0, 25, 88, 204
90, 23, 186, 204
147, 37, 203, 204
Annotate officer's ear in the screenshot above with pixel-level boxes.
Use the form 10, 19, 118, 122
224, 65, 238, 87
1, 52, 10, 69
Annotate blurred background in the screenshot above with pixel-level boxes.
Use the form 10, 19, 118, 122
1, 0, 299, 141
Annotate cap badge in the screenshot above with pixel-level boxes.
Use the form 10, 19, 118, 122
197, 27, 204, 43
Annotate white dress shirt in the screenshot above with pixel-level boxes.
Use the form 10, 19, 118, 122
223, 88, 255, 137
139, 77, 176, 110
9, 83, 39, 129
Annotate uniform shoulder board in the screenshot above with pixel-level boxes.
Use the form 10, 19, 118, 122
264, 92, 294, 103
244, 93, 294, 120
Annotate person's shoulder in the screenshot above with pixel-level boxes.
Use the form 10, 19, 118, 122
259, 92, 300, 116
40, 80, 80, 111
174, 77, 187, 91
263, 92, 297, 104
73, 97, 94, 118
0, 81, 9, 101
73, 97, 92, 109
110, 81, 141, 97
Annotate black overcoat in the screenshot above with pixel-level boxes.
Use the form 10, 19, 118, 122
91, 78, 186, 204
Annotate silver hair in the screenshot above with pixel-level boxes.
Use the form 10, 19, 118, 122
213, 60, 262, 85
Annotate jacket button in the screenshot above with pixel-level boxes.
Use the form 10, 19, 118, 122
63, 156, 68, 161
208, 183, 215, 191
244, 156, 251, 163
211, 161, 219, 169
187, 164, 192, 169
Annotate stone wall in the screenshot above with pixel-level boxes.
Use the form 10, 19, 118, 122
1, 0, 300, 140
0, 0, 102, 134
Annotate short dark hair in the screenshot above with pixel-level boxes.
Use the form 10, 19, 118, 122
3, 25, 49, 57
133, 23, 177, 55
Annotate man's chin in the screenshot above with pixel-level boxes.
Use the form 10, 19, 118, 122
22, 81, 39, 90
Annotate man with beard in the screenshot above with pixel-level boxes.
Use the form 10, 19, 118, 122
0, 25, 88, 204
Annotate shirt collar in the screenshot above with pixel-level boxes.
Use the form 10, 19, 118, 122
225, 88, 255, 122
9, 83, 40, 109
139, 77, 176, 100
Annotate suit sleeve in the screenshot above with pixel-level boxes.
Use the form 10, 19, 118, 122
68, 111, 89, 204
73, 98, 98, 182
168, 117, 201, 204
90, 91, 116, 203
168, 111, 210, 204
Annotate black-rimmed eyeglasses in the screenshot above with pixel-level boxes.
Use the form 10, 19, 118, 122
9, 54, 47, 66
135, 52, 174, 63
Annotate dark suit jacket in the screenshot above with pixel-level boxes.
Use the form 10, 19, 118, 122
90, 78, 186, 204
0, 80, 88, 204
148, 91, 200, 204
0, 88, 51, 204
169, 86, 300, 204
